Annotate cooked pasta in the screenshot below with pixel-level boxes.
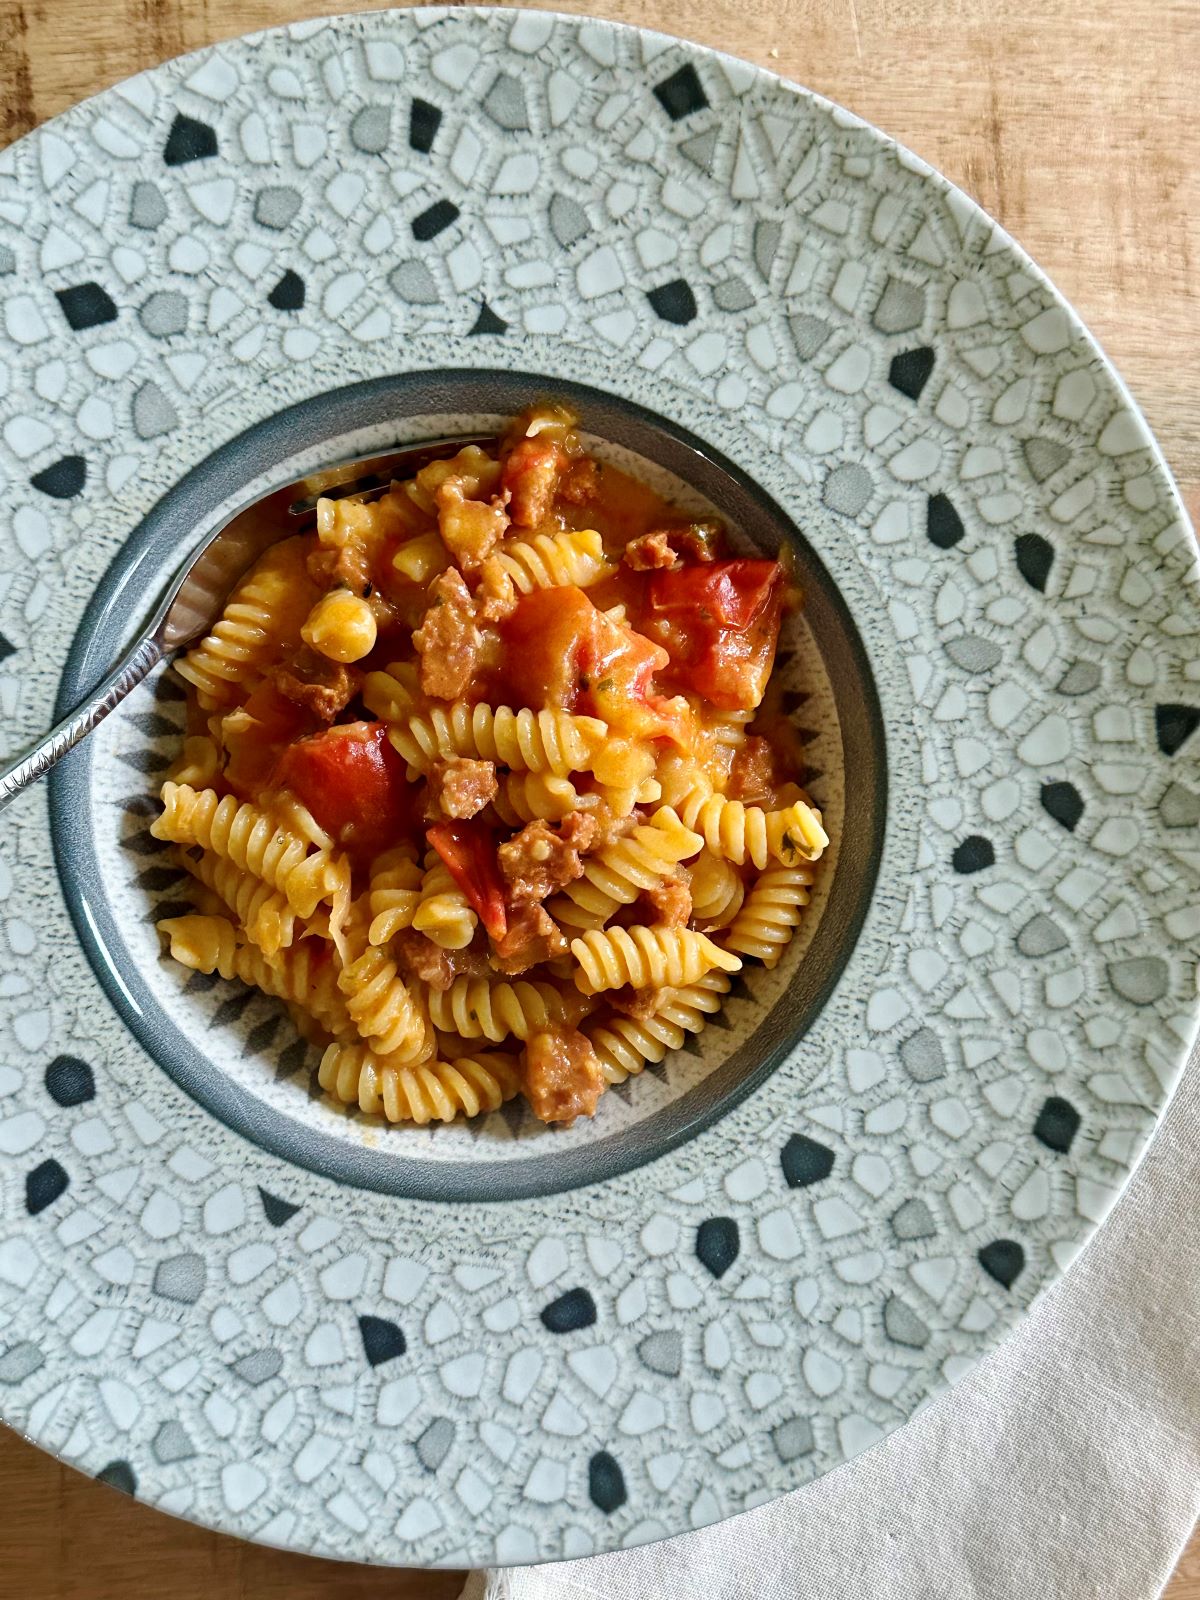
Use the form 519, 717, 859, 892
552, 809, 703, 930
168, 735, 222, 789
183, 848, 296, 958
153, 402, 828, 1127
387, 702, 607, 777
722, 865, 815, 967
689, 848, 746, 931
319, 1042, 520, 1123
367, 846, 424, 946
160, 914, 349, 1036
412, 856, 477, 950
426, 978, 567, 1042
676, 791, 828, 869
484, 528, 610, 595
585, 972, 731, 1084
337, 947, 432, 1062
570, 926, 742, 994
176, 537, 319, 709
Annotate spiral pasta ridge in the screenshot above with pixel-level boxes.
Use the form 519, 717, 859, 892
570, 926, 741, 993
387, 703, 607, 776
337, 947, 432, 1063
318, 1043, 520, 1123
676, 791, 828, 869
367, 846, 424, 946
585, 971, 731, 1084
152, 782, 349, 921
427, 978, 566, 1042
176, 538, 318, 709
183, 848, 296, 958
553, 808, 702, 930
158, 914, 349, 1035
488, 528, 609, 594
412, 856, 477, 950
721, 865, 815, 967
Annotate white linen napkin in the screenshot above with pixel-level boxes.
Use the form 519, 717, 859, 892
465, 1044, 1200, 1600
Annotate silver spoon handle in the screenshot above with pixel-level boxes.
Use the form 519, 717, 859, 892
0, 635, 164, 812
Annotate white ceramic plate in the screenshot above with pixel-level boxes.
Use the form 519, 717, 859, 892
0, 7, 1196, 1566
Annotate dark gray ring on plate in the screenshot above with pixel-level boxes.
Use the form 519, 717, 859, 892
49, 368, 887, 1202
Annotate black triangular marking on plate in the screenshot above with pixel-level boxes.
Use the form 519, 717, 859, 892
646, 279, 697, 326
1033, 1096, 1080, 1154
95, 1459, 137, 1496
1040, 780, 1083, 831
55, 281, 118, 331
1014, 532, 1054, 592
1156, 703, 1200, 757
163, 113, 217, 166
359, 1313, 406, 1366
926, 492, 964, 549
31, 455, 86, 499
258, 1186, 301, 1227
469, 300, 507, 336
409, 97, 442, 153
978, 1238, 1024, 1289
267, 269, 305, 311
888, 347, 934, 400
653, 63, 708, 121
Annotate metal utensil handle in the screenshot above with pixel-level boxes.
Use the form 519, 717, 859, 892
0, 635, 164, 812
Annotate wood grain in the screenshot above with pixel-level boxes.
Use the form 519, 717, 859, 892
0, 0, 1196, 1594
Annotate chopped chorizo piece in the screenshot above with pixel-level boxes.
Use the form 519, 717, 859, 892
638, 872, 692, 928
498, 813, 600, 905
624, 522, 725, 571
391, 929, 491, 992
474, 557, 518, 622
501, 436, 568, 529
557, 811, 600, 852
559, 457, 601, 506
607, 985, 663, 1020
498, 816, 595, 904
426, 757, 498, 821
436, 478, 510, 570
727, 735, 784, 806
623, 530, 678, 571
271, 645, 359, 722
413, 568, 482, 700
493, 903, 569, 975
522, 1025, 606, 1125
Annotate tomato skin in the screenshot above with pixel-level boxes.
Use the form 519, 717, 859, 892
642, 559, 785, 710
272, 721, 411, 859
498, 586, 591, 710
426, 819, 508, 940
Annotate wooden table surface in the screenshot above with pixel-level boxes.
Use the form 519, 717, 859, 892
1, 0, 1196, 1594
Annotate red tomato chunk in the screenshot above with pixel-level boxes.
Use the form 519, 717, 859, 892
273, 721, 410, 858
427, 818, 508, 941
644, 559, 784, 710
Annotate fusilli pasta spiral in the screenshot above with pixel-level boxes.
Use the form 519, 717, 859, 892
337, 947, 432, 1062
427, 978, 567, 1042
176, 537, 319, 708
318, 1043, 520, 1123
585, 972, 731, 1084
676, 791, 828, 869
159, 914, 349, 1036
552, 808, 703, 930
570, 926, 741, 993
688, 848, 746, 931
167, 735, 222, 789
412, 856, 477, 950
491, 770, 586, 827
152, 782, 350, 921
721, 865, 815, 967
486, 528, 610, 594
367, 846, 424, 947
387, 703, 607, 778
183, 848, 296, 958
